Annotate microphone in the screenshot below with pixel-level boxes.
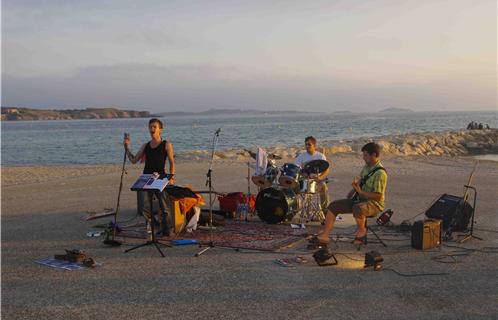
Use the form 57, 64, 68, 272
215, 128, 222, 135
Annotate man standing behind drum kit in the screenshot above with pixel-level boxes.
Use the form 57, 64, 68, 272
294, 136, 330, 215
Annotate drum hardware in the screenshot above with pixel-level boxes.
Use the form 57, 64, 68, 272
296, 187, 325, 223
244, 161, 255, 221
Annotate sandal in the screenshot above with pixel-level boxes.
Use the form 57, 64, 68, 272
308, 234, 325, 244
352, 235, 367, 250
82, 257, 97, 268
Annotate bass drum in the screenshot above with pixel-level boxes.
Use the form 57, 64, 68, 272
255, 187, 300, 224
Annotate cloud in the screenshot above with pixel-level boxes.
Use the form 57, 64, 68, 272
2, 63, 496, 112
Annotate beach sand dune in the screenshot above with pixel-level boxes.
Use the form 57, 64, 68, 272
1, 155, 497, 319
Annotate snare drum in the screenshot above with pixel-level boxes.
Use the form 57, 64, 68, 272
278, 163, 301, 189
298, 179, 317, 194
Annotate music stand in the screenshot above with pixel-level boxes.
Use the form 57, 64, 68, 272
125, 174, 173, 257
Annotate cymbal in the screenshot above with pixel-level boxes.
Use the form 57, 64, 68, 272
268, 153, 282, 160
244, 149, 257, 159
244, 149, 282, 160
303, 159, 329, 174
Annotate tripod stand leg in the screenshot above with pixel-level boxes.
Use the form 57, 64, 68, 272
195, 243, 213, 257
156, 240, 172, 247
153, 242, 166, 257
125, 242, 152, 253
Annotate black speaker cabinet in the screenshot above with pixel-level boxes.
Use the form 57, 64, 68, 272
411, 219, 442, 250
425, 194, 472, 231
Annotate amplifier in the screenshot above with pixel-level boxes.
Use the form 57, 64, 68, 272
411, 219, 442, 250
425, 194, 472, 230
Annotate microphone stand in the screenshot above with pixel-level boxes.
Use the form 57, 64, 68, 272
195, 128, 221, 257
104, 133, 128, 246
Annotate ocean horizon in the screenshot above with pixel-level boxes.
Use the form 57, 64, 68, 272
1, 110, 496, 166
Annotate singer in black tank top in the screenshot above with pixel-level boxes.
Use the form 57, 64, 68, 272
143, 140, 168, 174
123, 118, 175, 235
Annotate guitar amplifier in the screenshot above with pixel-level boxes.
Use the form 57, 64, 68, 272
411, 219, 442, 250
425, 194, 472, 230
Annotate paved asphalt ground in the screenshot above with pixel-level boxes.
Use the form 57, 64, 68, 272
2, 157, 497, 319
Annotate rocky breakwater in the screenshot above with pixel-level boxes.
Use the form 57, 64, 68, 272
180, 129, 497, 162
373, 129, 498, 156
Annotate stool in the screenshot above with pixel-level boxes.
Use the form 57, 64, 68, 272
366, 217, 387, 247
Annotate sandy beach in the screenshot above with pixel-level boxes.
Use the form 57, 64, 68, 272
1, 154, 497, 319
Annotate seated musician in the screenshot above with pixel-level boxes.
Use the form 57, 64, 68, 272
295, 136, 330, 214
123, 118, 175, 236
310, 142, 387, 247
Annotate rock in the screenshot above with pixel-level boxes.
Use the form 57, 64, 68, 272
377, 140, 398, 154
434, 146, 445, 154
327, 145, 353, 154
427, 138, 437, 148
400, 143, 416, 155
465, 142, 479, 148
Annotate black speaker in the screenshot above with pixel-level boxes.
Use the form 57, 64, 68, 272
411, 219, 441, 250
425, 194, 473, 231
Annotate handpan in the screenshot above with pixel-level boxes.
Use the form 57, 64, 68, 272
303, 160, 329, 175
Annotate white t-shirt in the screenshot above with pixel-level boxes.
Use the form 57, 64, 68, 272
294, 151, 327, 168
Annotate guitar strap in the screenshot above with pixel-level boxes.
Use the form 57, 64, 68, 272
359, 166, 386, 187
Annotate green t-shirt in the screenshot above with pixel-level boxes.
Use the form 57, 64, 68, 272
359, 161, 388, 210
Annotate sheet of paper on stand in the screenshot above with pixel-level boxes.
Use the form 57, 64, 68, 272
130, 174, 170, 192
255, 147, 268, 175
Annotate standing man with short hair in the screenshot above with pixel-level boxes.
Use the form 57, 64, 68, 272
309, 142, 387, 247
123, 118, 175, 235
295, 136, 330, 215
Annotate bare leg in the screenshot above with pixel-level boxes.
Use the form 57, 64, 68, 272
317, 210, 336, 242
315, 199, 353, 243
352, 203, 369, 244
354, 216, 367, 238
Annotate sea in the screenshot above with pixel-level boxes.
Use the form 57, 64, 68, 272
1, 111, 496, 166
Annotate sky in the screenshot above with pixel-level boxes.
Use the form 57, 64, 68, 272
2, 0, 497, 112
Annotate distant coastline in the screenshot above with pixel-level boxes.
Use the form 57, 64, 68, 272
153, 108, 317, 117
1, 107, 319, 121
379, 107, 414, 113
1, 107, 151, 121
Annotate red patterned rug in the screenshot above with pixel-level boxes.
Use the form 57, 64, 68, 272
118, 220, 319, 251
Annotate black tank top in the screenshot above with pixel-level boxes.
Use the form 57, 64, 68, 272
143, 140, 168, 174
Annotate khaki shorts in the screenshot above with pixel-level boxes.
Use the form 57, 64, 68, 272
327, 198, 381, 219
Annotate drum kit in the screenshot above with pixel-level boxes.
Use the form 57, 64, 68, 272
251, 157, 330, 224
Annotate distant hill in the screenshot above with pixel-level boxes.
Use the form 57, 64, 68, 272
331, 110, 353, 114
379, 107, 414, 113
154, 108, 314, 117
1, 107, 151, 121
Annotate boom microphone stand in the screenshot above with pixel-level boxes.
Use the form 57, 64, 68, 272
195, 128, 222, 257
